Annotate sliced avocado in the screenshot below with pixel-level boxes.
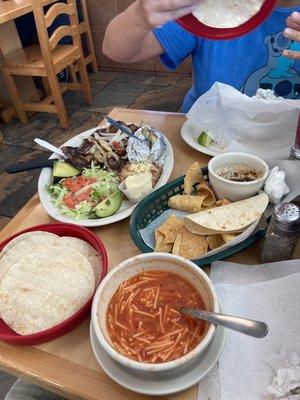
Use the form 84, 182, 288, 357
197, 132, 213, 147
94, 190, 123, 218
53, 161, 80, 180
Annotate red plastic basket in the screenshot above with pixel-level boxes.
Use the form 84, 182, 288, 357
0, 223, 108, 345
177, 0, 277, 40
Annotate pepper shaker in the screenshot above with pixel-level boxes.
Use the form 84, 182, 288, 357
261, 202, 300, 263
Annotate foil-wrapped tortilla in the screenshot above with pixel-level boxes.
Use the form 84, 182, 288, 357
126, 126, 167, 166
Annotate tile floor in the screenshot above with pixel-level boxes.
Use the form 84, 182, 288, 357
0, 69, 191, 399
0, 69, 191, 230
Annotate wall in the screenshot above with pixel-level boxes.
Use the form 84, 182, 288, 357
86, 0, 192, 74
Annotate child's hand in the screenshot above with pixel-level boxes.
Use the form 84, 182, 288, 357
283, 11, 300, 60
137, 0, 200, 28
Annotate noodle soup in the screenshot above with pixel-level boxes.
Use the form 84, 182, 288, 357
106, 270, 206, 363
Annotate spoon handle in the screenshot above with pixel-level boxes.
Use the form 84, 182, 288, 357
34, 138, 65, 158
181, 308, 268, 338
104, 117, 145, 143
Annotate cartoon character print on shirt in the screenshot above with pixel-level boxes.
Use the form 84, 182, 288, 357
242, 31, 300, 99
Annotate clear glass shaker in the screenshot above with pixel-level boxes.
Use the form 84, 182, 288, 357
290, 113, 300, 160
261, 203, 300, 263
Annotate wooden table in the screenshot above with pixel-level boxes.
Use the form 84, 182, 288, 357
0, 0, 57, 123
0, 108, 299, 400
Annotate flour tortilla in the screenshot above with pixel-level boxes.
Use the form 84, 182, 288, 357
193, 0, 264, 29
184, 193, 269, 235
0, 232, 59, 282
58, 237, 102, 285
2, 231, 58, 253
0, 248, 95, 335
0, 233, 101, 286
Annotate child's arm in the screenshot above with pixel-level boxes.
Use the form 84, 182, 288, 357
102, 0, 199, 63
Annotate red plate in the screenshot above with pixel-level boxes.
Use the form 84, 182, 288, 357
177, 0, 277, 40
0, 223, 108, 345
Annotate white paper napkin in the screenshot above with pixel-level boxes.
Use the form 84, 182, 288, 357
187, 83, 300, 159
197, 260, 300, 400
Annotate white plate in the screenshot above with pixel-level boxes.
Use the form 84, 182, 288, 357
181, 120, 225, 157
90, 321, 226, 396
38, 127, 174, 227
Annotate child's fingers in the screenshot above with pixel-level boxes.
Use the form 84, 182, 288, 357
152, 0, 199, 12
283, 49, 300, 60
283, 27, 300, 42
286, 12, 300, 30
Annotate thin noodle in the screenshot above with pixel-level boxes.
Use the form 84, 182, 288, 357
145, 340, 173, 351
131, 288, 141, 300
132, 330, 147, 338
124, 280, 149, 292
190, 326, 200, 343
115, 321, 129, 331
136, 337, 151, 344
146, 344, 174, 355
132, 309, 155, 318
159, 308, 165, 333
170, 308, 181, 317
160, 328, 184, 339
153, 288, 160, 309
143, 286, 159, 292
163, 305, 168, 324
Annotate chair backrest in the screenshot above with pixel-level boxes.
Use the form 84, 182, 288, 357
32, 0, 82, 68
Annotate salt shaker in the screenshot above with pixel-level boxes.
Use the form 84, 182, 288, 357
261, 203, 300, 263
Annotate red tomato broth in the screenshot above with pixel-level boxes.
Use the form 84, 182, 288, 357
106, 270, 206, 363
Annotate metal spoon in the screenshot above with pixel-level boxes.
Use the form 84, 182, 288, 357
34, 138, 65, 158
180, 307, 269, 338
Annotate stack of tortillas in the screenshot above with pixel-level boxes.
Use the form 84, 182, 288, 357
0, 231, 102, 335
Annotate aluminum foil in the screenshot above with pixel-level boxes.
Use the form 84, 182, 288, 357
126, 126, 167, 166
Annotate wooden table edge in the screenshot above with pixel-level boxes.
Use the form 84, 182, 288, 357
0, 342, 141, 400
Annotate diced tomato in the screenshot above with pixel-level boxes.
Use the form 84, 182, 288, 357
63, 194, 76, 209
62, 176, 96, 193
112, 141, 125, 156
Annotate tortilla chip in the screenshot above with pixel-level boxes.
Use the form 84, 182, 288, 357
172, 233, 183, 256
157, 215, 184, 244
207, 235, 225, 250
168, 195, 206, 213
154, 231, 173, 253
221, 233, 237, 243
172, 226, 208, 260
216, 198, 231, 206
197, 182, 216, 207
184, 162, 204, 195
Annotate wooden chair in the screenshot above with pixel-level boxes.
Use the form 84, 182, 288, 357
0, 0, 92, 128
78, 0, 98, 72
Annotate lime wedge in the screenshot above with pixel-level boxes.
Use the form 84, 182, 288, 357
197, 132, 213, 147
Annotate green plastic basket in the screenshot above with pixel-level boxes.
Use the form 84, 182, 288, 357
129, 167, 267, 267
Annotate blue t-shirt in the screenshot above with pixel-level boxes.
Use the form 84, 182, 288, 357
153, 6, 300, 112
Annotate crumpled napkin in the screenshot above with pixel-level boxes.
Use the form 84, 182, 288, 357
264, 166, 290, 204
267, 347, 300, 399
